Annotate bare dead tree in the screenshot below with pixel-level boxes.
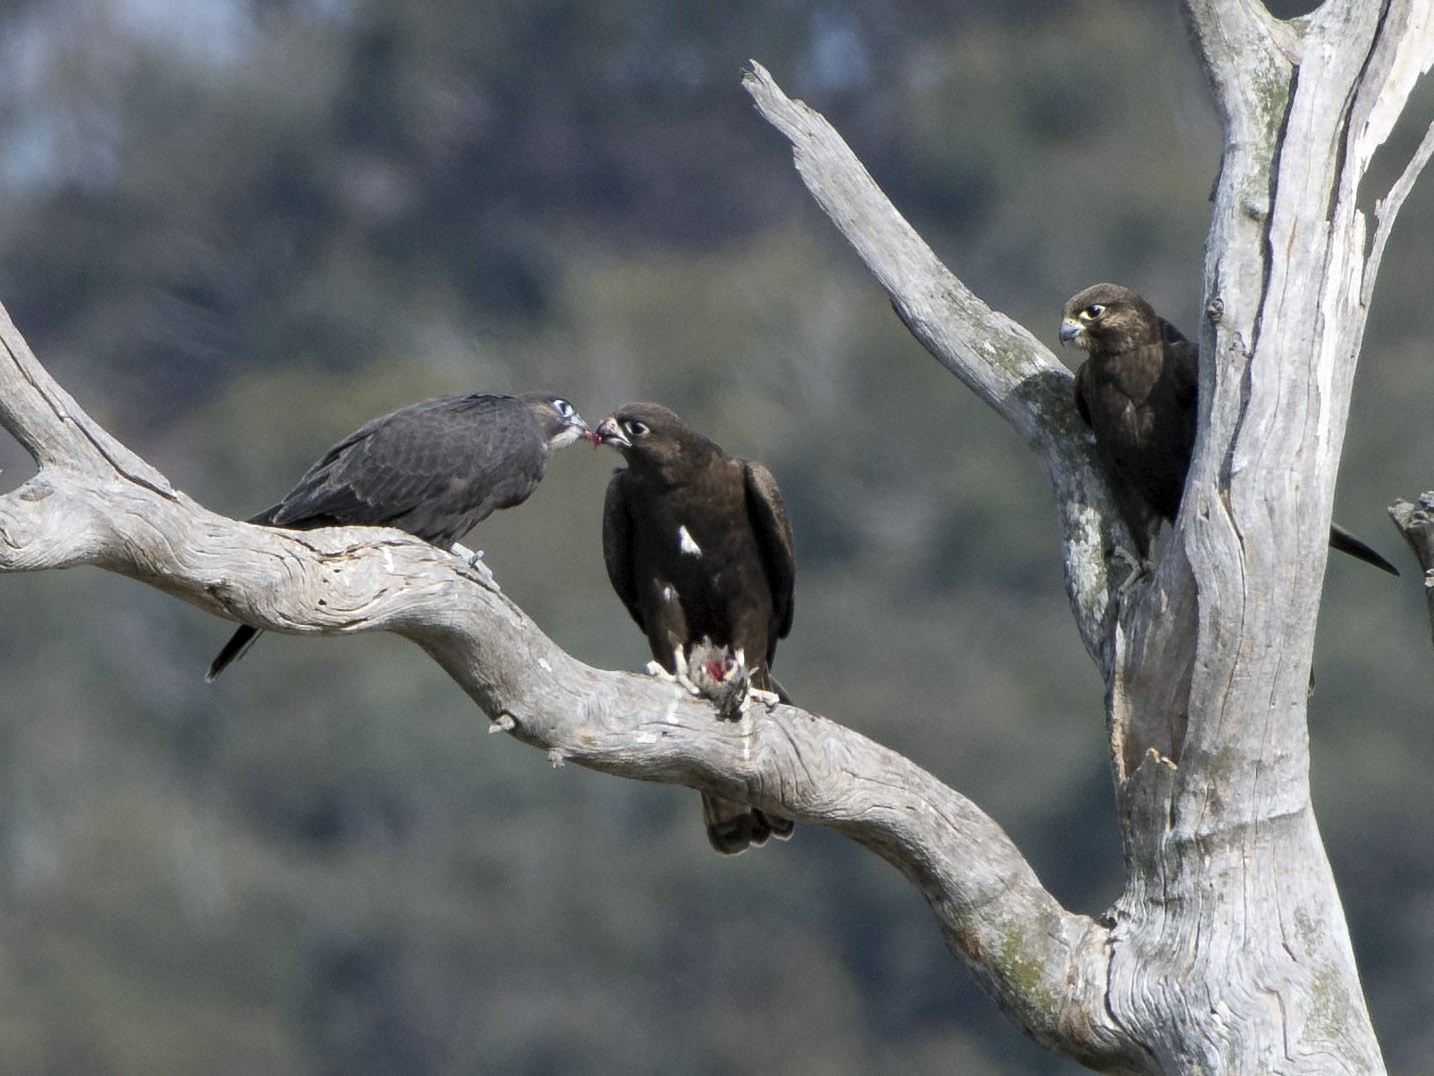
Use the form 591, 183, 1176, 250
2, 2, 1431, 1072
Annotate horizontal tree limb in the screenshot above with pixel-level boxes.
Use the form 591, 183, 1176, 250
0, 299, 1144, 1069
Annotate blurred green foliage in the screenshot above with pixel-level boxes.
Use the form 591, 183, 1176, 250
0, 1, 1431, 1073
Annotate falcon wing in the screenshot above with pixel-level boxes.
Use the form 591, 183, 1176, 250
601, 470, 645, 630
1073, 360, 1093, 428
1158, 317, 1198, 413
262, 394, 546, 545
742, 459, 796, 644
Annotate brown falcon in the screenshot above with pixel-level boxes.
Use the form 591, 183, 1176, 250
206, 391, 589, 680
1060, 282, 1397, 575
595, 402, 796, 854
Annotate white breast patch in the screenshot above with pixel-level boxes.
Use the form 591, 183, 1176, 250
677, 525, 702, 557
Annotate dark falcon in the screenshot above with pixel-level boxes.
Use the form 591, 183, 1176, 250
1060, 283, 1397, 575
595, 403, 796, 854
206, 391, 589, 680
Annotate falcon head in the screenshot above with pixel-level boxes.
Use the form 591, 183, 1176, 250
1059, 283, 1162, 353
520, 392, 590, 450
593, 402, 713, 474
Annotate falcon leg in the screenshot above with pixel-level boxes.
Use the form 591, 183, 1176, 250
452, 542, 500, 590
727, 666, 780, 717
1111, 545, 1152, 593
716, 647, 751, 720
646, 648, 701, 695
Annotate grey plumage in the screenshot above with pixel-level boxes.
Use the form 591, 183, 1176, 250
207, 391, 588, 680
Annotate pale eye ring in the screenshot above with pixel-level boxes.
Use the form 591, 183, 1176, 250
554, 399, 575, 418
623, 420, 650, 438
1082, 304, 1105, 320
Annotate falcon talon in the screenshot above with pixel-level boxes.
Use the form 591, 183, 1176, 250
671, 650, 702, 695
719, 694, 750, 722
644, 660, 700, 694
471, 555, 500, 587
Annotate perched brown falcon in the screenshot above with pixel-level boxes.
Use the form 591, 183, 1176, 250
595, 402, 796, 854
206, 391, 589, 680
1060, 283, 1397, 575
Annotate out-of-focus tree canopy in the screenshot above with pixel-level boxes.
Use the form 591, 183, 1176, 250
0, 1, 1430, 1073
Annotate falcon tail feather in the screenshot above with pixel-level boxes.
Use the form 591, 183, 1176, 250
1328, 523, 1399, 576
206, 625, 262, 681
701, 793, 794, 855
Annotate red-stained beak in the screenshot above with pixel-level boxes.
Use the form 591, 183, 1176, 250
594, 415, 631, 448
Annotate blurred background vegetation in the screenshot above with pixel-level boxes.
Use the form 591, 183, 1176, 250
1, 0, 1431, 1072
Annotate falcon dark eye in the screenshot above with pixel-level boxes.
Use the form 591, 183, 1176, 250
1083, 304, 1106, 321
554, 399, 575, 419
623, 420, 650, 438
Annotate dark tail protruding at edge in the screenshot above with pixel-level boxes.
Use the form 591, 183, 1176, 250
703, 794, 795, 855
1329, 523, 1399, 576
206, 625, 262, 682
695, 655, 796, 855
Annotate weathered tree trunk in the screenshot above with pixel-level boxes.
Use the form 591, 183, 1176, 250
0, 1, 1429, 1073
1103, 4, 1426, 1069
742, 0, 1431, 1069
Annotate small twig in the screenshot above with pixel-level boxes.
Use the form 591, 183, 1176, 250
1364, 120, 1434, 306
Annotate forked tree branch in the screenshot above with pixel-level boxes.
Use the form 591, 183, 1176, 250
747, 10, 1407, 1064
6, 7, 1417, 1059
740, 64, 1204, 780
741, 61, 1125, 677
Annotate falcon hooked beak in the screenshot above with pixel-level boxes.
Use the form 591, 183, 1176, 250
593, 415, 631, 449
1058, 318, 1088, 349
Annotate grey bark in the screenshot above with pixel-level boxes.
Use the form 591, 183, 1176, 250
0, 297, 1139, 1070
2, 1, 1430, 1072
743, 0, 1432, 1070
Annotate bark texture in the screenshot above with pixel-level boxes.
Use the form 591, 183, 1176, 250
742, 0, 1431, 1069
3, 0, 1431, 1072
0, 300, 1145, 1070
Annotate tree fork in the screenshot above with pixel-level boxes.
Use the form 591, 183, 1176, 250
3, 0, 1432, 1069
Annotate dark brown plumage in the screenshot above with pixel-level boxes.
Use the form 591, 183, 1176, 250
1060, 283, 1397, 575
207, 391, 589, 680
596, 402, 796, 854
